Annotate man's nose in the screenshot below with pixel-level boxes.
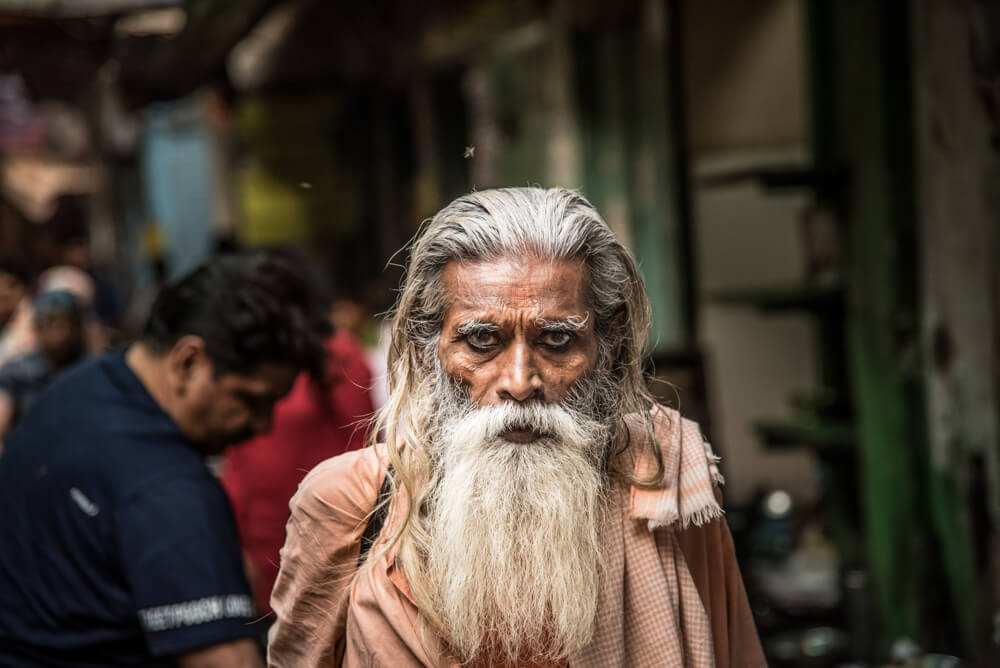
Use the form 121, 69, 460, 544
496, 341, 543, 402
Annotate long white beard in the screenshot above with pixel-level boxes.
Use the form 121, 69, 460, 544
422, 386, 613, 665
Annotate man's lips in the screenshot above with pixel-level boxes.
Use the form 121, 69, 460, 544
500, 427, 546, 444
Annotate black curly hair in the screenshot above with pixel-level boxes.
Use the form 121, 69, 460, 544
141, 250, 332, 378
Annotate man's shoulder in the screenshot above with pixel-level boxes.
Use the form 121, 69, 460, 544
5, 355, 197, 494
622, 404, 726, 530
623, 405, 718, 470
290, 446, 386, 525
25, 352, 172, 434
3, 358, 103, 448
21, 354, 113, 408
298, 446, 385, 492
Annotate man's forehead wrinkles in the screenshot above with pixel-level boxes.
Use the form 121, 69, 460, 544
440, 256, 592, 335
450, 292, 549, 315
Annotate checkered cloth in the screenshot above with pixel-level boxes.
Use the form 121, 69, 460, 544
269, 405, 764, 668
631, 404, 725, 531
575, 406, 724, 668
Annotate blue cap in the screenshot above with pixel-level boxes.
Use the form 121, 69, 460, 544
33, 290, 83, 322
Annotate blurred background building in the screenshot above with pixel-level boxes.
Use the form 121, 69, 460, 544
0, 0, 997, 665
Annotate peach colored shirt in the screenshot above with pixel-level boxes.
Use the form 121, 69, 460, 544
268, 409, 766, 667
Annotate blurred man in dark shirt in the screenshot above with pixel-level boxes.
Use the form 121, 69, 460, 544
0, 251, 330, 668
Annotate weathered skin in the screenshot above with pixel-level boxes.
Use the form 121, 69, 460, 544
437, 257, 598, 442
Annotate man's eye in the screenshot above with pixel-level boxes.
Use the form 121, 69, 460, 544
466, 331, 499, 351
541, 331, 573, 349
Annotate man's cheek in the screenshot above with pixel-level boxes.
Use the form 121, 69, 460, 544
458, 368, 494, 401
439, 355, 474, 385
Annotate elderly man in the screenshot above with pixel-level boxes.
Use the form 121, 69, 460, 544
268, 188, 766, 667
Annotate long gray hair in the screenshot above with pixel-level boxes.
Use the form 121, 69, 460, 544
367, 187, 665, 639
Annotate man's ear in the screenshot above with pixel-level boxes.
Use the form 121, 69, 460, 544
165, 335, 208, 396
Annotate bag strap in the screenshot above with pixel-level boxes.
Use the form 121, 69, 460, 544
358, 465, 394, 568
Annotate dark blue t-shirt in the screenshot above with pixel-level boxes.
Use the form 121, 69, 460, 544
0, 351, 259, 666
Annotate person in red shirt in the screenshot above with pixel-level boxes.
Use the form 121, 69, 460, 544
221, 323, 375, 617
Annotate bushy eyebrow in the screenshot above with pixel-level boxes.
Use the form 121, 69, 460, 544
535, 312, 590, 332
456, 319, 501, 335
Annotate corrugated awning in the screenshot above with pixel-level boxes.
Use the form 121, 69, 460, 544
0, 0, 277, 106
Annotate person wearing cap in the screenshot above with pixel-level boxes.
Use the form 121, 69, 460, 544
0, 289, 88, 440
